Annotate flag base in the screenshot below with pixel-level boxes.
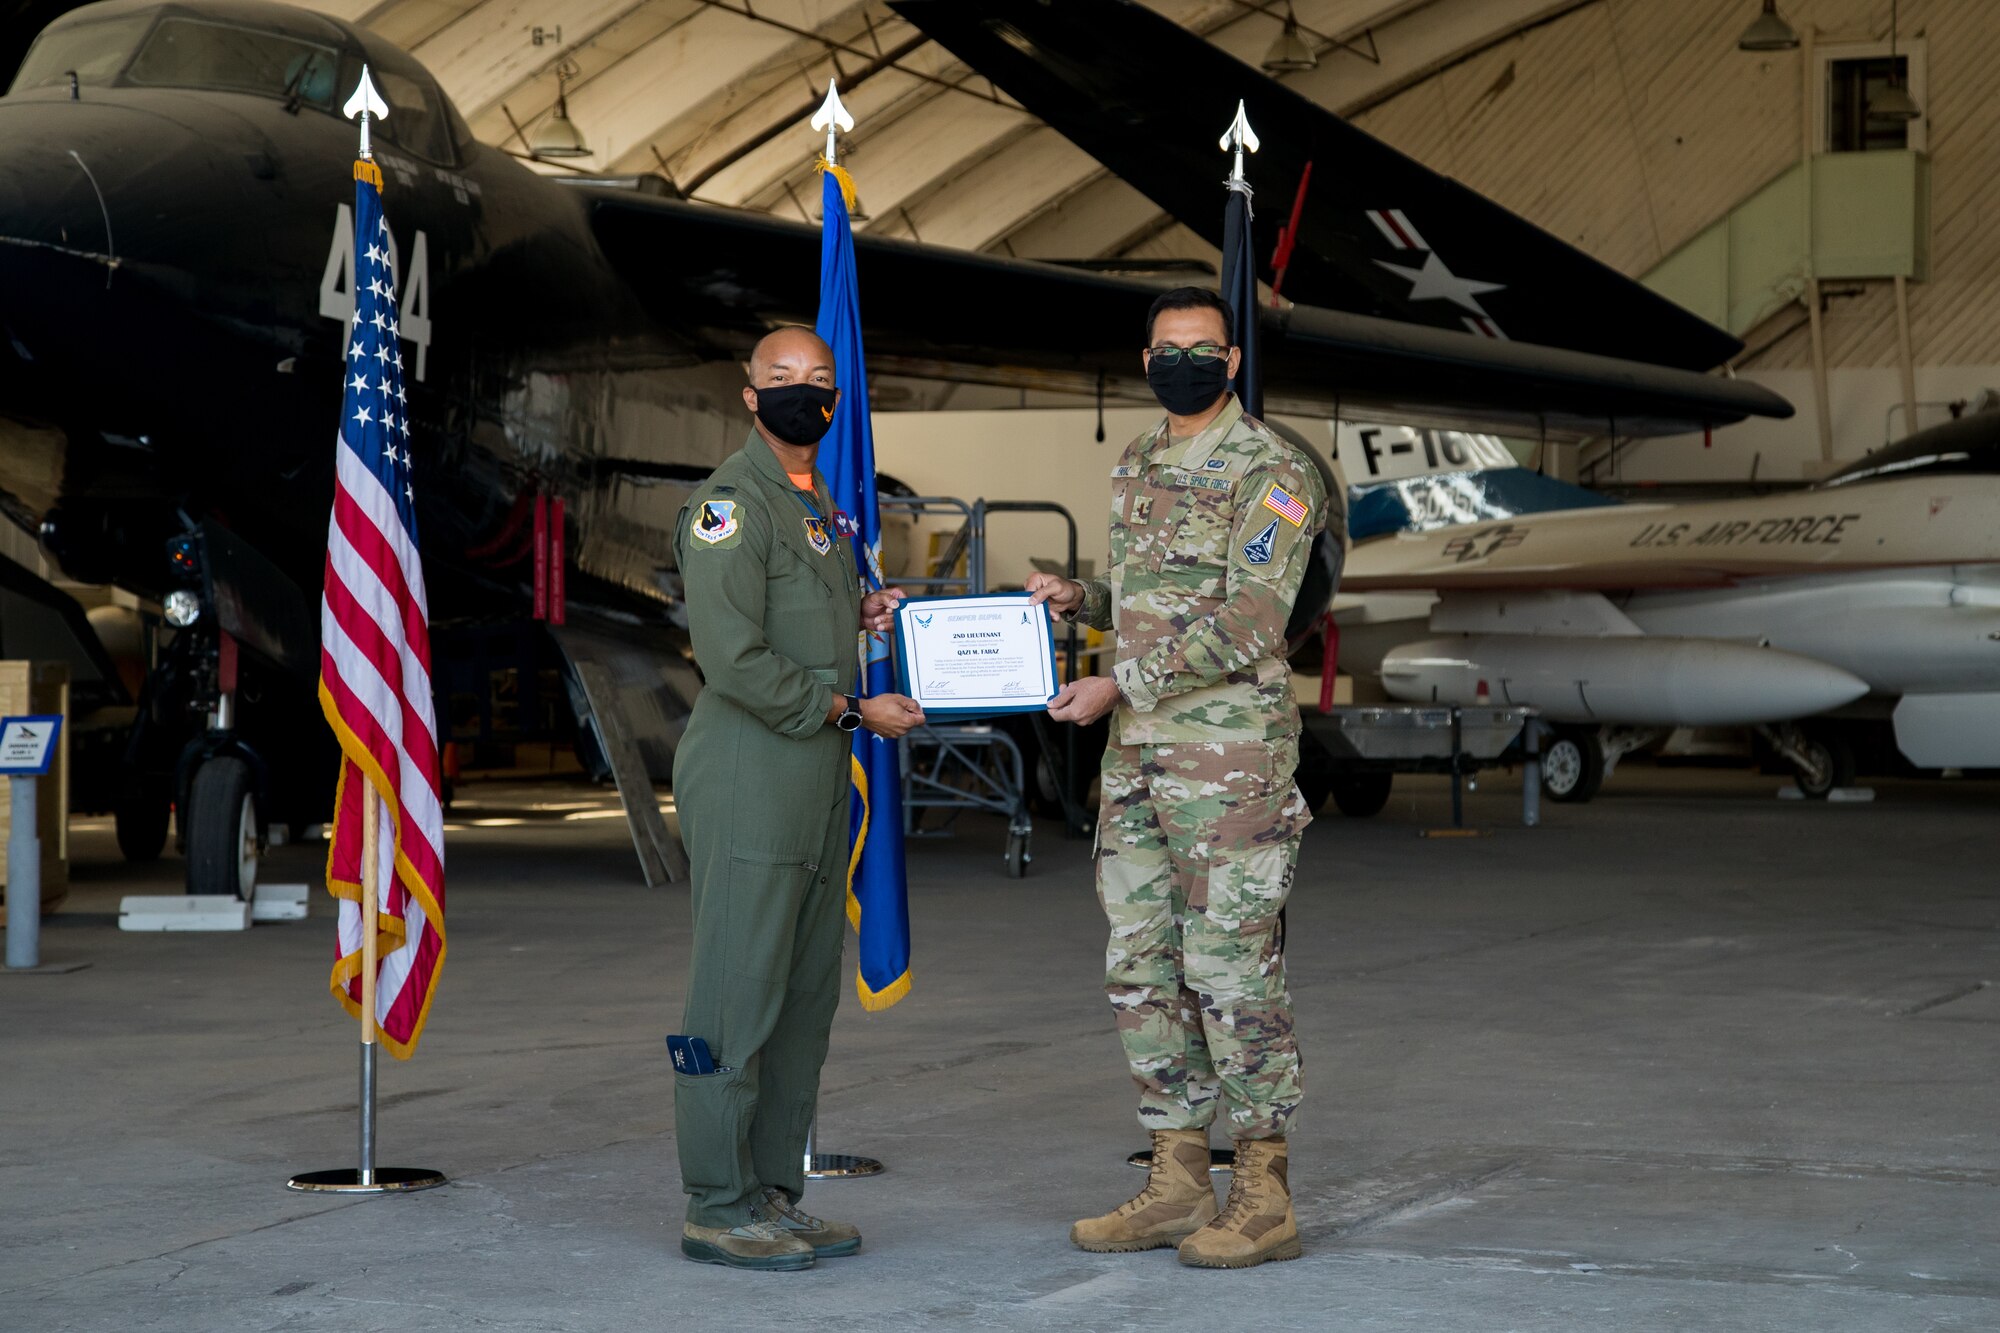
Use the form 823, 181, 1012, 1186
1126, 1148, 1236, 1173
286, 1167, 447, 1194
805, 1154, 883, 1179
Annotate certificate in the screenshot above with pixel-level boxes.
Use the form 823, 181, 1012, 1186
893, 593, 1060, 718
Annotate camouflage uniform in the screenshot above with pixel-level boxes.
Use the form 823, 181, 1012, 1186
1074, 394, 1325, 1142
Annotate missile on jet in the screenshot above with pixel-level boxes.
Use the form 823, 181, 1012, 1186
1379, 635, 1869, 727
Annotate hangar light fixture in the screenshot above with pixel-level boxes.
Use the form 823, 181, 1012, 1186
1261, 2, 1317, 74
1736, 0, 1800, 51
1870, 0, 1922, 121
530, 58, 591, 159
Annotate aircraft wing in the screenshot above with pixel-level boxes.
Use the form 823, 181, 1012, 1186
890, 0, 1741, 373
1341, 477, 1996, 591
587, 194, 1791, 438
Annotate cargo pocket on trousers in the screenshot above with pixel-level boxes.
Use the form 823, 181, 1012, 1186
722, 854, 818, 981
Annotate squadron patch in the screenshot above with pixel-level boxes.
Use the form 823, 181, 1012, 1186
692, 499, 739, 545
802, 515, 833, 555
1242, 518, 1279, 566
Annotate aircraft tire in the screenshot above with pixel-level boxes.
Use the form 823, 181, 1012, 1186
115, 790, 171, 863
185, 757, 259, 901
1542, 728, 1605, 804
1794, 732, 1856, 800
1330, 772, 1393, 818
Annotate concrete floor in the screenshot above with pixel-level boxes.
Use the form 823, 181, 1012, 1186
3, 764, 1997, 1332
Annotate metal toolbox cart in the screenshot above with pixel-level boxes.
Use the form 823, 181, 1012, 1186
1298, 704, 1544, 827
880, 495, 1087, 876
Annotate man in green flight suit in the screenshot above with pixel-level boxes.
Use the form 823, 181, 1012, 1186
671, 325, 924, 1272
1027, 287, 1327, 1270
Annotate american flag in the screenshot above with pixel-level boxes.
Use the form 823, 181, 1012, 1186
1261, 482, 1310, 528
318, 158, 446, 1060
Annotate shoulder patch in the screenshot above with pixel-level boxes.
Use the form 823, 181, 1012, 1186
1242, 518, 1279, 565
1261, 483, 1310, 528
690, 499, 740, 545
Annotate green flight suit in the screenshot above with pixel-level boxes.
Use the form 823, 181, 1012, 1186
671, 431, 862, 1228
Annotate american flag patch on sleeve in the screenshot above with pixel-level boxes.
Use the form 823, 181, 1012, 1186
1261, 483, 1309, 527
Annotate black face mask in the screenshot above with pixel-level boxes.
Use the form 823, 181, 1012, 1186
1145, 353, 1230, 418
753, 383, 838, 446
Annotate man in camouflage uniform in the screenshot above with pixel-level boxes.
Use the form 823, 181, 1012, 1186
1027, 287, 1325, 1270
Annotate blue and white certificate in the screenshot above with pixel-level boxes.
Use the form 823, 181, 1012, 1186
893, 593, 1060, 718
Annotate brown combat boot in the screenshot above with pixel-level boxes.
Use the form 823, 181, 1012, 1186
1178, 1137, 1301, 1268
1070, 1128, 1218, 1252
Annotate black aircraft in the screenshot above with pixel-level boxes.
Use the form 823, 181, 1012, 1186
893, 0, 1741, 373
0, 0, 1788, 894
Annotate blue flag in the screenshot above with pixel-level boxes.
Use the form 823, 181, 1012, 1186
815, 164, 911, 1010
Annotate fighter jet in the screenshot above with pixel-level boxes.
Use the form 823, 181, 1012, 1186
1343, 406, 2000, 800
0, 0, 1787, 893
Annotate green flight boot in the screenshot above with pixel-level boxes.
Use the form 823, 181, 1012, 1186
1178, 1136, 1301, 1268
761, 1186, 862, 1258
1071, 1128, 1219, 1252
680, 1212, 815, 1271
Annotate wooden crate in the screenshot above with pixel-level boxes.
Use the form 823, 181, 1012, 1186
0, 660, 70, 922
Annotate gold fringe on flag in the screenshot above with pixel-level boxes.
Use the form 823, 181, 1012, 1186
354, 158, 384, 188
813, 155, 858, 213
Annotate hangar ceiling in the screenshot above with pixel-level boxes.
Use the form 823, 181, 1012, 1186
304, 0, 1588, 268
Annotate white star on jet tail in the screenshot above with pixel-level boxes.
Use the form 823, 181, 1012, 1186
1375, 250, 1506, 316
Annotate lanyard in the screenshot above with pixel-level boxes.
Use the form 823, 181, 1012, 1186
787, 484, 827, 524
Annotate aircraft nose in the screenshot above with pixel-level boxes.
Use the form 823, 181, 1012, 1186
0, 143, 117, 266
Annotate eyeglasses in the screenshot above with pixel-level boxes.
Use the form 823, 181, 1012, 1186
1145, 343, 1229, 365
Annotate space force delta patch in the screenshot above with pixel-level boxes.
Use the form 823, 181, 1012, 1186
692, 499, 739, 544
1242, 518, 1279, 565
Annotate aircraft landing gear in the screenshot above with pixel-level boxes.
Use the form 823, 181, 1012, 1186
1540, 725, 1605, 803
185, 754, 260, 900
125, 523, 326, 897
1759, 722, 1855, 799
114, 783, 173, 863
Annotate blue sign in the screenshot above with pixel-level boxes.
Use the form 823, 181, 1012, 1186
0, 715, 62, 776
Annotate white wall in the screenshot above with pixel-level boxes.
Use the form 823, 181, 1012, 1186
1628, 365, 2000, 483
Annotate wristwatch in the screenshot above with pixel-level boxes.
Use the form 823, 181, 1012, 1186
834, 694, 864, 732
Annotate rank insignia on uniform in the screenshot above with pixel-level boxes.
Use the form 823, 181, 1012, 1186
693, 499, 739, 544
1262, 483, 1309, 527
1242, 518, 1279, 565
1204, 458, 1228, 470
802, 515, 833, 555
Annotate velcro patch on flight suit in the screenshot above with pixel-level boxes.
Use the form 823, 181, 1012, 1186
802, 515, 832, 555
691, 499, 741, 546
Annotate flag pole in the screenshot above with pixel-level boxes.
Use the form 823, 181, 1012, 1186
803, 75, 883, 1183
288, 66, 445, 1195
358, 782, 379, 1187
